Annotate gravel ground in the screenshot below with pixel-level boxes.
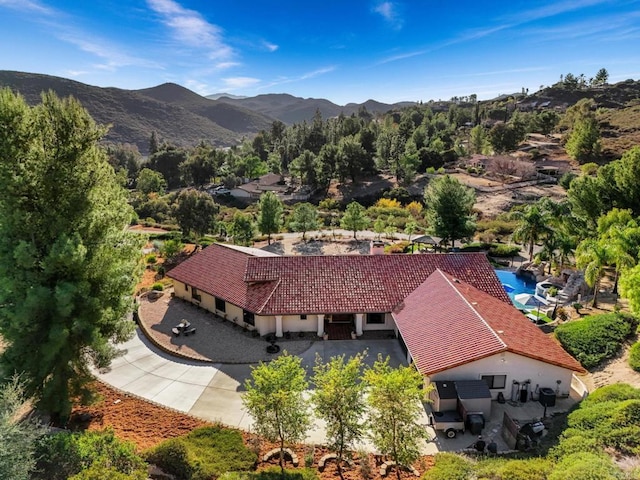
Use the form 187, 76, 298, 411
137, 291, 315, 363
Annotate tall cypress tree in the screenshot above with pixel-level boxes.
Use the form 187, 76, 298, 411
0, 89, 143, 423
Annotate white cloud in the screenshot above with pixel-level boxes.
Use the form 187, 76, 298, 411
0, 0, 53, 15
262, 40, 279, 52
260, 66, 336, 90
146, 0, 233, 60
59, 32, 161, 71
216, 61, 241, 70
373, 1, 403, 29
222, 76, 261, 89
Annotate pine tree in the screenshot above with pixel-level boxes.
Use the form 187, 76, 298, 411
0, 89, 143, 423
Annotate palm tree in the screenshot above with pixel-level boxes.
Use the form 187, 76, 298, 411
556, 233, 576, 270
538, 234, 560, 274
606, 225, 639, 295
511, 205, 553, 262
575, 238, 611, 308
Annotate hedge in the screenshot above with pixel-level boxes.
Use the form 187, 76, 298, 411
421, 453, 473, 480
554, 313, 637, 368
629, 342, 640, 372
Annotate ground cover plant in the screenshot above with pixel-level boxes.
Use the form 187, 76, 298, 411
554, 313, 637, 368
145, 426, 257, 480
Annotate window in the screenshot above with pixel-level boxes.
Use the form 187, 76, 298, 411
481, 375, 507, 389
243, 310, 255, 326
300, 314, 307, 320
215, 297, 226, 313
367, 313, 385, 324
191, 287, 201, 302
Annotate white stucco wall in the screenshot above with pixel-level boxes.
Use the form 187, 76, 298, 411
363, 312, 393, 331
421, 352, 574, 400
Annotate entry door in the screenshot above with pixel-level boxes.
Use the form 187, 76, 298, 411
330, 313, 354, 323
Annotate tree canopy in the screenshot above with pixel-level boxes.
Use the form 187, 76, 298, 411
424, 175, 476, 248
0, 89, 143, 422
257, 191, 284, 245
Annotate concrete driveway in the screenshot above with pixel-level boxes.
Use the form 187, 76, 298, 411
95, 328, 436, 450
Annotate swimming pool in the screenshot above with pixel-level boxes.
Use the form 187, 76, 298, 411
494, 270, 536, 305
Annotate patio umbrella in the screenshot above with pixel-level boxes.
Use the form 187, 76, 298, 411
514, 293, 548, 308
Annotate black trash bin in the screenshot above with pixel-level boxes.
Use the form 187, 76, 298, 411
539, 388, 556, 407
466, 414, 485, 435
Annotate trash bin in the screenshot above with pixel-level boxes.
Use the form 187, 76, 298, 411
539, 388, 556, 407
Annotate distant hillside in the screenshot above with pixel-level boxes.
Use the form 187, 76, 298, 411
206, 93, 247, 100
522, 79, 640, 110
217, 93, 415, 124
136, 83, 274, 135
0, 71, 272, 154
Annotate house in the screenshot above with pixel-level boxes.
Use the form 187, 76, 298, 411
168, 243, 584, 399
230, 173, 289, 200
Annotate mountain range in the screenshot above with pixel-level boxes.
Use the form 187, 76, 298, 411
0, 70, 413, 154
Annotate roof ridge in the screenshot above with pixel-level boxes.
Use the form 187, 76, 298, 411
439, 269, 507, 350
254, 278, 281, 314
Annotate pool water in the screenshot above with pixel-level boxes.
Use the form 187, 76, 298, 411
494, 270, 536, 304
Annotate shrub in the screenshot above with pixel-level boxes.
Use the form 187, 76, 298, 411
422, 453, 472, 480
547, 286, 558, 297
629, 342, 640, 372
145, 439, 193, 480
68, 464, 147, 480
498, 458, 553, 480
145, 426, 257, 480
554, 313, 636, 368
219, 468, 319, 480
146, 254, 157, 264
489, 244, 521, 257
35, 430, 146, 480
151, 282, 164, 291
583, 383, 640, 405
548, 452, 623, 480
549, 435, 599, 460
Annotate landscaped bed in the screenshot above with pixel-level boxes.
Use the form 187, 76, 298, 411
71, 382, 434, 480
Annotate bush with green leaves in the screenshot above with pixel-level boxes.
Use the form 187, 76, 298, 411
548, 452, 623, 480
629, 342, 640, 372
489, 244, 521, 257
68, 464, 147, 480
421, 453, 473, 480
144, 426, 257, 480
34, 429, 146, 480
219, 467, 319, 480
582, 383, 640, 405
553, 384, 640, 459
554, 313, 637, 368
151, 282, 164, 291
474, 457, 553, 480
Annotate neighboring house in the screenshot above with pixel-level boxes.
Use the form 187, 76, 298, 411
230, 173, 287, 199
168, 243, 584, 399
230, 173, 311, 201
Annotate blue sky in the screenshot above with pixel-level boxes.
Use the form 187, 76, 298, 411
1, 0, 639, 105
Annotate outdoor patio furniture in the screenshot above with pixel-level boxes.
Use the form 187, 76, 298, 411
183, 327, 197, 336
171, 327, 181, 336
172, 320, 192, 336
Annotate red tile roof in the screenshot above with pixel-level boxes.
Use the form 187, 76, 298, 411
168, 243, 511, 315
393, 270, 585, 375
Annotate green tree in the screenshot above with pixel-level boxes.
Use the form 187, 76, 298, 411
136, 167, 167, 195
0, 377, 45, 480
311, 353, 367, 478
289, 202, 319, 241
511, 204, 553, 262
423, 175, 476, 248
340, 201, 370, 239
374, 218, 386, 240
364, 356, 429, 480
159, 238, 184, 263
565, 117, 601, 164
488, 123, 520, 153
257, 191, 284, 245
174, 189, 218, 242
592, 68, 609, 86
576, 238, 611, 308
148, 145, 188, 189
0, 89, 143, 423
469, 125, 489, 154
243, 353, 310, 477
230, 212, 255, 246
